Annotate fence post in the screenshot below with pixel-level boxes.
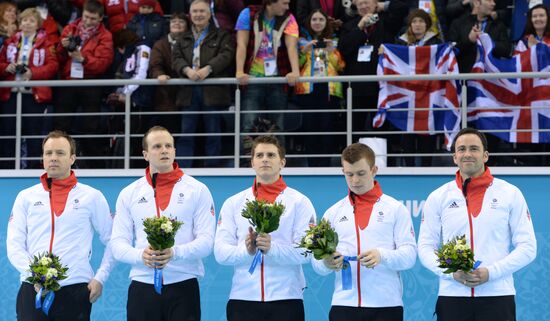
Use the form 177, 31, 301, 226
346, 84, 353, 146
124, 93, 131, 169
15, 91, 22, 170
461, 80, 468, 129
234, 87, 241, 168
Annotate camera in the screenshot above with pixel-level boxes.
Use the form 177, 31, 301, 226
315, 40, 327, 49
15, 64, 28, 74
66, 35, 82, 52
365, 13, 379, 27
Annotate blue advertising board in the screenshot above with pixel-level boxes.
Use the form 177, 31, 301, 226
0, 175, 547, 320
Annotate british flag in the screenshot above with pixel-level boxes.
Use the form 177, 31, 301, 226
467, 34, 550, 143
373, 43, 461, 150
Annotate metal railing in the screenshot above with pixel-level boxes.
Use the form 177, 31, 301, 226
1, 72, 549, 170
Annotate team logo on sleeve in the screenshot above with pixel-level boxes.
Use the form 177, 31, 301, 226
210, 204, 215, 216
527, 209, 531, 221
8, 211, 14, 223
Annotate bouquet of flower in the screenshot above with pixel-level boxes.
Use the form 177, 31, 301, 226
435, 235, 477, 274
298, 219, 339, 260
143, 216, 184, 250
241, 199, 285, 234
143, 216, 183, 294
26, 252, 68, 294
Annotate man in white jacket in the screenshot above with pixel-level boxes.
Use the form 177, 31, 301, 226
214, 135, 316, 321
418, 127, 537, 321
110, 126, 216, 321
6, 130, 115, 321
312, 142, 416, 321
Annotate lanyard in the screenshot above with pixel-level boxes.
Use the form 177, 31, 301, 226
194, 26, 209, 49
21, 36, 32, 65
262, 18, 275, 56
480, 20, 487, 32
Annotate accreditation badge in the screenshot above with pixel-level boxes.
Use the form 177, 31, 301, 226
70, 60, 84, 78
263, 57, 277, 76
357, 45, 373, 62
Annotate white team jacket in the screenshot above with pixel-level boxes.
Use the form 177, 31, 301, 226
214, 186, 316, 302
111, 171, 216, 284
7, 181, 115, 286
418, 177, 537, 297
312, 193, 417, 308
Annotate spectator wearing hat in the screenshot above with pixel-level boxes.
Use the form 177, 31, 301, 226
396, 8, 442, 45
104, 0, 164, 33
126, 0, 169, 48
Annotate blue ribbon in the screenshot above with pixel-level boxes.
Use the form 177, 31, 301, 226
35, 288, 55, 315
473, 260, 482, 270
248, 250, 263, 274
42, 291, 54, 315
341, 256, 357, 290
35, 287, 42, 309
154, 268, 163, 294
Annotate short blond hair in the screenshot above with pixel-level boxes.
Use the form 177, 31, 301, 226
19, 8, 43, 29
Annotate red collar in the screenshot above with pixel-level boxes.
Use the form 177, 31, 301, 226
145, 163, 184, 213
40, 171, 77, 217
252, 176, 287, 203
455, 166, 494, 218
40, 171, 77, 192
348, 180, 383, 206
455, 166, 494, 194
348, 181, 383, 230
145, 163, 184, 188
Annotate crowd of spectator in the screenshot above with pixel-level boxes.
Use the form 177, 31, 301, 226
0, 0, 548, 169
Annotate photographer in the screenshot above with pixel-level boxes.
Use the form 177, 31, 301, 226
0, 7, 59, 169
295, 9, 345, 166
338, 0, 407, 132
54, 0, 113, 168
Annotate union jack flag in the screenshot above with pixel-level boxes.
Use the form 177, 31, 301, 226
374, 43, 461, 150
467, 34, 550, 143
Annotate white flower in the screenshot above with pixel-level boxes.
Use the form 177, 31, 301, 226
160, 221, 173, 233
304, 234, 314, 245
45, 268, 58, 280
39, 257, 53, 266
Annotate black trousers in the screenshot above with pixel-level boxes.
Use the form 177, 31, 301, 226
226, 299, 304, 321
16, 282, 91, 321
329, 305, 403, 321
435, 296, 516, 321
127, 278, 200, 321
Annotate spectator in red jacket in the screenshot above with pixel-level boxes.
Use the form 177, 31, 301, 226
54, 0, 113, 168
103, 0, 163, 33
0, 7, 59, 169
14, 0, 84, 46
